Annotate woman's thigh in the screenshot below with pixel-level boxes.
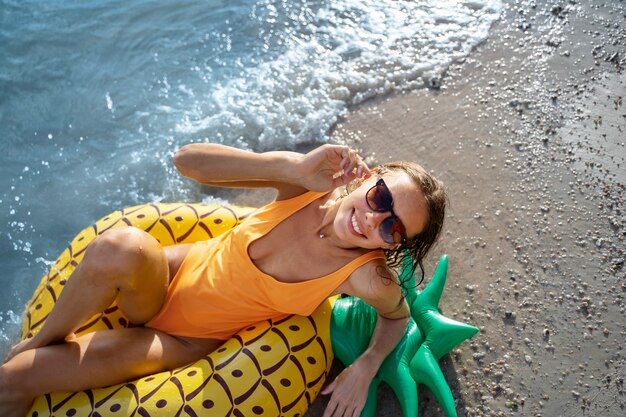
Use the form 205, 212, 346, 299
93, 227, 171, 324
7, 327, 221, 397
106, 231, 193, 321
163, 243, 193, 282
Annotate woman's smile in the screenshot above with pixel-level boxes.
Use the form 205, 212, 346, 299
349, 209, 365, 237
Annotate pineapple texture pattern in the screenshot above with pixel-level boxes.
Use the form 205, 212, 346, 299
21, 203, 335, 417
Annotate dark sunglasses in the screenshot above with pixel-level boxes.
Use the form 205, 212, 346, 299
366, 177, 407, 245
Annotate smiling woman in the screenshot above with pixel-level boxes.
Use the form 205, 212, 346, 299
0, 0, 501, 362
1, 143, 446, 417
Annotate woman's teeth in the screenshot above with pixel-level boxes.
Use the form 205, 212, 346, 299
351, 213, 363, 235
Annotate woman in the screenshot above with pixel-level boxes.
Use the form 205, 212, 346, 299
1, 143, 446, 417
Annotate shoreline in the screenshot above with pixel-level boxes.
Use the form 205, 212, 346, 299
2, 1, 623, 416
309, 1, 625, 416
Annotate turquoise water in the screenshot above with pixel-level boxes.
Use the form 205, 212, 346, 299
0, 0, 501, 354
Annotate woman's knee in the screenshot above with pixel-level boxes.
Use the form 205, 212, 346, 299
85, 227, 163, 278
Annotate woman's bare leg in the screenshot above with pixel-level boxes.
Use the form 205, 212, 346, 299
5, 226, 170, 361
0, 328, 221, 417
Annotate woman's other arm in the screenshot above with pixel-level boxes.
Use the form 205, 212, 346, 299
173, 143, 370, 200
322, 263, 410, 417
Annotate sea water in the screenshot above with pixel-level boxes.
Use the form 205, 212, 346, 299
0, 0, 501, 355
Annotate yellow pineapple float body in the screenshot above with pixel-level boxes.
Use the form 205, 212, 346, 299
21, 203, 335, 417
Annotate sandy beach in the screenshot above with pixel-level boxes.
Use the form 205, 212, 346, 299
302, 1, 626, 416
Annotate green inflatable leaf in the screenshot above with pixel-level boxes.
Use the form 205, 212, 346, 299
330, 255, 478, 417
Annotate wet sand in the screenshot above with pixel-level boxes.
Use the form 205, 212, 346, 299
302, 1, 625, 416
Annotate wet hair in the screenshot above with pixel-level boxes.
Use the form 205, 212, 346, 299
349, 161, 447, 290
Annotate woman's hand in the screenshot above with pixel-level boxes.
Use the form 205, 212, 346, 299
296, 144, 371, 192
321, 358, 376, 417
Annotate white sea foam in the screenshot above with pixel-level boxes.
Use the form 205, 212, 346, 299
0, 0, 502, 348
177, 0, 502, 150
201, 195, 232, 206
0, 310, 20, 351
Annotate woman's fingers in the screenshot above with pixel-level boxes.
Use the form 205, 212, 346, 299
320, 378, 336, 395
301, 144, 371, 191
322, 396, 346, 417
338, 147, 369, 179
355, 154, 371, 178
339, 147, 351, 171
321, 373, 366, 417
322, 397, 361, 417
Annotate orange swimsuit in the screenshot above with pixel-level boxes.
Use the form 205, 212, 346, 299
146, 191, 385, 340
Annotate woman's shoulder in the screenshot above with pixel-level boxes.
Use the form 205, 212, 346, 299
345, 257, 396, 298
346, 259, 408, 318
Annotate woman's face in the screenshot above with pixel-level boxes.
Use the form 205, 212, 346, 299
333, 171, 428, 249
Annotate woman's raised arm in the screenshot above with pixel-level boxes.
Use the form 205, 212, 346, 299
173, 143, 370, 199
